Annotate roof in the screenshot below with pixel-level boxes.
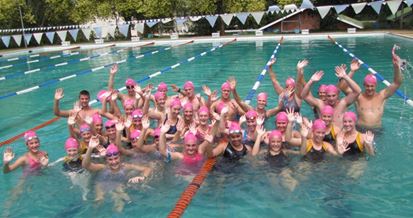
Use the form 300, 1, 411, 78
259, 8, 306, 31
336, 14, 364, 29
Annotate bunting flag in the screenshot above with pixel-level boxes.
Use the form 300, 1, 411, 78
107, 25, 116, 38
161, 18, 172, 23
406, 0, 413, 7
118, 24, 129, 37
250, 12, 265, 24
205, 15, 218, 27
268, 5, 281, 13
189, 16, 203, 22
387, 0, 403, 15
24, 33, 32, 45
33, 33, 43, 44
12, 35, 22, 46
351, 3, 367, 14
176, 17, 188, 25
317, 6, 332, 19
81, 28, 92, 39
334, 4, 349, 14
46, 31, 55, 43
1, 36, 11, 48
284, 4, 298, 12
300, 0, 314, 9
369, 1, 383, 14
56, 30, 67, 41
93, 27, 102, 38
146, 20, 158, 28
68, 29, 79, 41
220, 14, 234, 26
135, 23, 145, 34
101, 26, 108, 38
236, 12, 249, 25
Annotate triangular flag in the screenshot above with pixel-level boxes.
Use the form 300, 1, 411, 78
118, 24, 129, 37
300, 0, 314, 9
93, 27, 102, 38
146, 20, 158, 28
161, 18, 172, 23
24, 33, 32, 45
101, 26, 108, 38
81, 28, 92, 39
236, 12, 249, 25
46, 32, 55, 43
189, 16, 203, 22
1, 36, 11, 48
250, 12, 265, 24
406, 0, 413, 7
351, 3, 367, 14
56, 30, 67, 41
107, 25, 116, 38
68, 29, 79, 41
135, 23, 145, 34
12, 35, 22, 46
205, 15, 218, 27
334, 4, 349, 14
220, 14, 234, 26
176, 17, 187, 25
387, 0, 402, 15
33, 33, 43, 44
317, 6, 332, 19
369, 1, 383, 14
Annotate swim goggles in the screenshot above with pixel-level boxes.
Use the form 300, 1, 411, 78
106, 151, 119, 157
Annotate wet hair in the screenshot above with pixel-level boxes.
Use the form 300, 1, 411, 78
79, 90, 90, 98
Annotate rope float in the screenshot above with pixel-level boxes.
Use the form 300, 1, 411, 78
0, 39, 235, 147
244, 37, 284, 104
328, 35, 413, 107
0, 45, 81, 64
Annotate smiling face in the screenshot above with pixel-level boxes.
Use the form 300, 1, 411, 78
81, 131, 91, 143
26, 138, 40, 153
321, 113, 333, 126
184, 107, 193, 121
229, 132, 242, 147
342, 117, 355, 132
276, 120, 287, 133
246, 118, 256, 131
269, 136, 282, 152
221, 88, 231, 100
184, 87, 194, 98
79, 94, 90, 108
156, 96, 166, 108
124, 105, 134, 116
66, 148, 79, 158
364, 83, 377, 96
106, 155, 121, 170
171, 105, 181, 117
326, 92, 338, 106
184, 143, 197, 156
198, 112, 209, 125
312, 129, 326, 143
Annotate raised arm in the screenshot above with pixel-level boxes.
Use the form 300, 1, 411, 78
108, 64, 118, 91
54, 88, 71, 117
268, 58, 284, 95
383, 46, 403, 99
338, 60, 359, 95
299, 121, 311, 155
82, 136, 105, 171
335, 66, 361, 106
301, 71, 324, 108
295, 59, 309, 99
252, 126, 266, 156
3, 148, 25, 174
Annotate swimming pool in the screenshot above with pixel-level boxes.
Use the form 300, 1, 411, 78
1, 34, 412, 217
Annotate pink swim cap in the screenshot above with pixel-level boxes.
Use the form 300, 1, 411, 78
125, 78, 136, 86
24, 131, 38, 142
80, 124, 91, 133
221, 82, 231, 91
269, 130, 283, 140
276, 112, 288, 123
257, 92, 268, 101
318, 84, 327, 92
97, 90, 110, 102
183, 81, 194, 90
184, 132, 197, 145
157, 82, 168, 92
123, 99, 135, 108
326, 84, 339, 94
364, 74, 377, 85
154, 91, 165, 101
216, 102, 226, 114
198, 105, 209, 114
65, 137, 79, 150
183, 102, 193, 111
130, 129, 141, 140
106, 144, 119, 155
92, 113, 102, 124
105, 120, 116, 128
132, 109, 143, 119
343, 111, 357, 122
170, 98, 182, 109
229, 121, 242, 134
285, 77, 295, 88
312, 119, 327, 132
321, 105, 334, 116
246, 110, 258, 120
153, 128, 161, 137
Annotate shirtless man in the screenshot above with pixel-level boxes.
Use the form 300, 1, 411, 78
339, 46, 403, 128
210, 78, 244, 121
301, 66, 361, 128
171, 81, 205, 112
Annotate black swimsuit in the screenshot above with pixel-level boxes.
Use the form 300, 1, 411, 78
223, 143, 248, 161
163, 114, 179, 134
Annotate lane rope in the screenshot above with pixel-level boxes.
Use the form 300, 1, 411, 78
0, 45, 81, 64
328, 35, 413, 107
0, 39, 235, 147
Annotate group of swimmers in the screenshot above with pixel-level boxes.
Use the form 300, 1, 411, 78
2, 45, 404, 211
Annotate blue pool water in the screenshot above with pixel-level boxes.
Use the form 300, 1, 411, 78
0, 34, 412, 217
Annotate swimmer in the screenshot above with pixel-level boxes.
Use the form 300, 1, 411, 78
210, 78, 245, 121
234, 92, 283, 121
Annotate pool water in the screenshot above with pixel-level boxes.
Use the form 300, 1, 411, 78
1, 34, 413, 217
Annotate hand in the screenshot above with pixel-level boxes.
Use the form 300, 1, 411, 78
256, 125, 266, 137
110, 91, 118, 101
202, 85, 211, 96
96, 145, 107, 156
67, 112, 77, 125
171, 84, 179, 92
210, 90, 218, 102
239, 115, 246, 125
227, 76, 236, 90
110, 63, 118, 75
143, 88, 151, 99
128, 176, 145, 184
310, 71, 324, 82
88, 136, 99, 149
297, 59, 308, 71
84, 116, 93, 125
392, 44, 403, 68
116, 122, 125, 131
350, 59, 360, 72
134, 85, 142, 94
220, 106, 229, 116
268, 58, 276, 67
189, 122, 197, 134
286, 108, 295, 122
337, 141, 350, 154
284, 86, 295, 98
142, 117, 150, 129
204, 133, 214, 144
257, 116, 265, 127
340, 64, 347, 72
335, 66, 347, 79
124, 118, 132, 128
176, 119, 185, 133
363, 131, 375, 145
160, 123, 171, 134
40, 154, 49, 167
55, 88, 64, 100
3, 147, 14, 164
295, 113, 303, 125
212, 112, 220, 121
73, 101, 81, 113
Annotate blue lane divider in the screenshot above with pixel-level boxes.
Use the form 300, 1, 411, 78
328, 35, 413, 107
0, 42, 154, 81
0, 40, 195, 100
244, 37, 284, 104
0, 46, 82, 64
